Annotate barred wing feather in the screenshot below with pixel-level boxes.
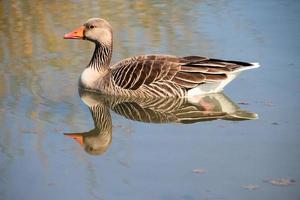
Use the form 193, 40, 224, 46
111, 54, 256, 91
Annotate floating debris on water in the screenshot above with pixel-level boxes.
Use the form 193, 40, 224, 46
192, 168, 207, 174
238, 101, 249, 105
241, 184, 259, 190
264, 178, 296, 186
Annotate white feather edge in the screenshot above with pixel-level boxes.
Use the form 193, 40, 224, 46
233, 62, 260, 73
187, 62, 260, 97
251, 62, 260, 68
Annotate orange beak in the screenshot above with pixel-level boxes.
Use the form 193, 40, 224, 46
65, 133, 84, 145
64, 26, 85, 39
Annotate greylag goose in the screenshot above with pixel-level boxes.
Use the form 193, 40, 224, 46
64, 18, 260, 98
65, 89, 257, 155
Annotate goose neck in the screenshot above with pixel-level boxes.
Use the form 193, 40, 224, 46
87, 43, 112, 71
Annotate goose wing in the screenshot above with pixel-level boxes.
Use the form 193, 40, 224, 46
111, 54, 255, 90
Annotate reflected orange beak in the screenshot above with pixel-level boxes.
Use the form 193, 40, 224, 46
65, 134, 84, 145
64, 26, 85, 39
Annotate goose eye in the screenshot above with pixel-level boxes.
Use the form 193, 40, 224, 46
90, 25, 95, 29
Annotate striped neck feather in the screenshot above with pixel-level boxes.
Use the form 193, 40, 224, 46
87, 43, 112, 71
80, 43, 112, 89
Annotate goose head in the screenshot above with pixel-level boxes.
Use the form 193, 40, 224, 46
64, 18, 112, 45
65, 131, 112, 156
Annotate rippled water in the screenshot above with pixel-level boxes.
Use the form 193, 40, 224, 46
1, 0, 299, 200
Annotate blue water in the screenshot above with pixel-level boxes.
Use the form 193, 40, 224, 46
0, 0, 299, 200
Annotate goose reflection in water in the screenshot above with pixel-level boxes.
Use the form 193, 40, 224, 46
65, 89, 258, 155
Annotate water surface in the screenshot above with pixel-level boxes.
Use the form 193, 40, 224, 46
0, 0, 299, 200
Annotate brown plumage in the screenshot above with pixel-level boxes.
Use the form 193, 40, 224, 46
64, 18, 260, 98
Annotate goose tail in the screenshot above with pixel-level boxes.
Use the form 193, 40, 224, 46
233, 62, 260, 73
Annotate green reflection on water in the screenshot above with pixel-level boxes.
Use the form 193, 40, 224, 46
0, 0, 211, 154
0, 0, 211, 185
